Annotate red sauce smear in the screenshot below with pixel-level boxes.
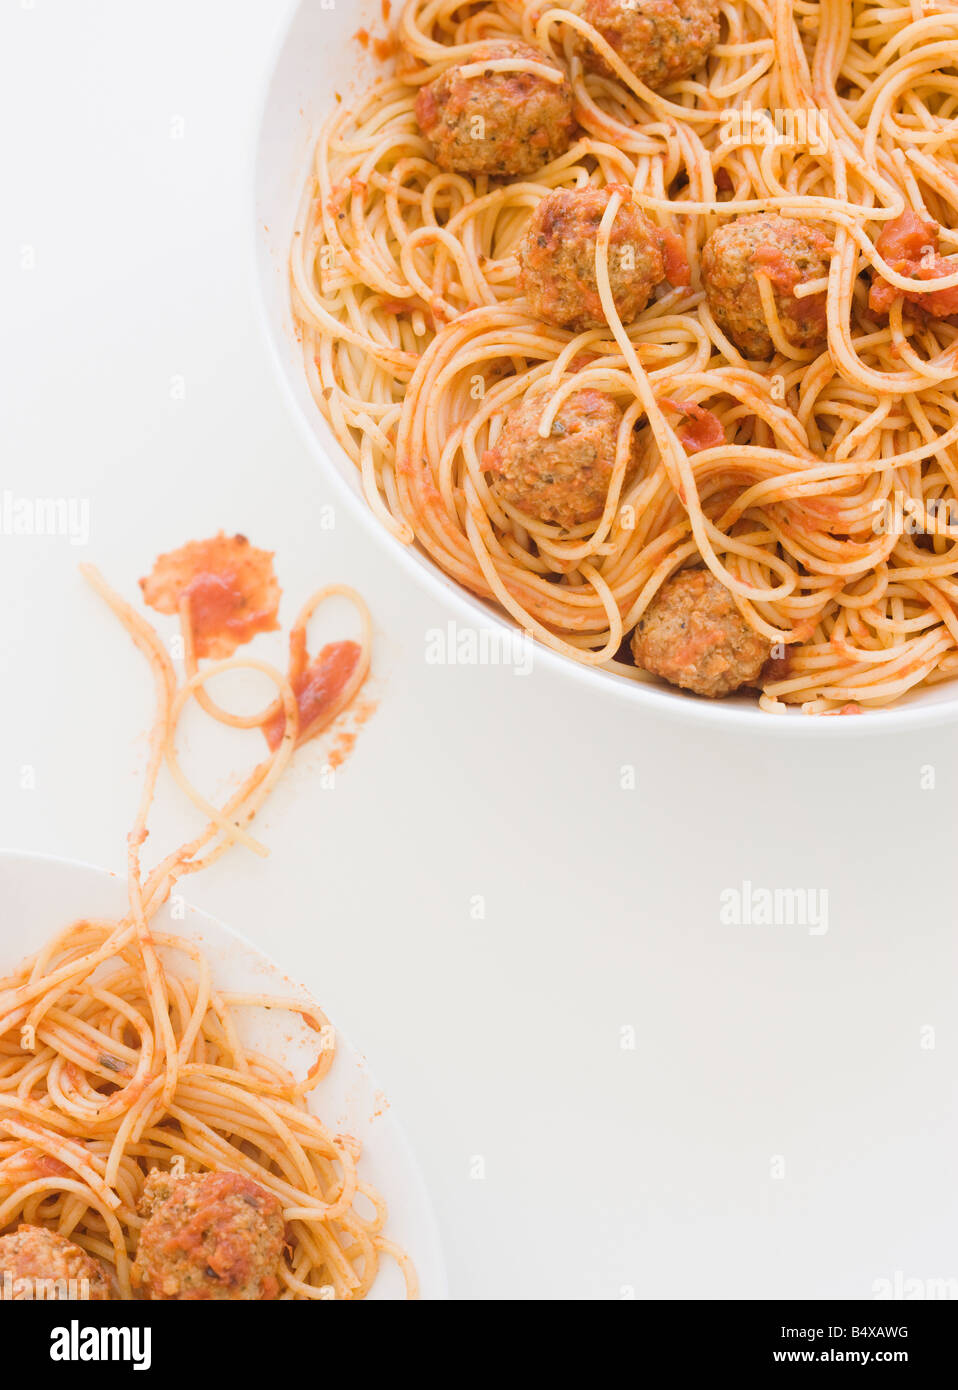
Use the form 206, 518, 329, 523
0, 1147, 71, 1180
878, 209, 937, 261
355, 21, 396, 61
869, 210, 958, 317
328, 698, 377, 771
34, 1153, 72, 1177
658, 228, 691, 287
752, 229, 832, 320
752, 244, 801, 293
380, 293, 433, 327
414, 85, 438, 131
661, 399, 726, 454
262, 640, 361, 751
140, 534, 281, 660
327, 182, 349, 217
821, 702, 863, 716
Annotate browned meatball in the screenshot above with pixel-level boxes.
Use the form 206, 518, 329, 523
583, 0, 721, 90
702, 214, 833, 358
632, 568, 771, 697
131, 1169, 285, 1301
518, 186, 679, 332
0, 1224, 111, 1300
413, 40, 575, 177
484, 387, 640, 528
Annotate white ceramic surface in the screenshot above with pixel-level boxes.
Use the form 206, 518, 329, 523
0, 849, 447, 1301
252, 0, 958, 736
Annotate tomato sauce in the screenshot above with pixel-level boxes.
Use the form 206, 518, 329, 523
909, 261, 958, 317
414, 85, 438, 131
752, 243, 801, 292
357, 2, 394, 57
262, 640, 361, 751
328, 699, 376, 771
0, 1146, 71, 1180
142, 536, 370, 760
381, 294, 432, 325
661, 399, 726, 454
876, 209, 937, 262
570, 353, 599, 372
140, 534, 281, 659
869, 211, 958, 318
658, 228, 691, 286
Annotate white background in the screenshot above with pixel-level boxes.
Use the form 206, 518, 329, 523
1, 0, 956, 1300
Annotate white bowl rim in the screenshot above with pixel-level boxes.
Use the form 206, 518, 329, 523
248, 0, 958, 738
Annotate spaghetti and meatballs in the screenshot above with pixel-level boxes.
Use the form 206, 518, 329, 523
132, 1171, 286, 1302
582, 0, 721, 91
485, 387, 641, 528
632, 569, 772, 699
702, 215, 833, 359
0, 544, 414, 1300
414, 38, 574, 176
517, 187, 687, 333
0, 1225, 112, 1301
292, 0, 958, 713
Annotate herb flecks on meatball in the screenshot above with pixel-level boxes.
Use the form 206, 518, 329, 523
632, 568, 771, 697
0, 1225, 112, 1301
414, 40, 575, 177
131, 1169, 286, 1301
702, 214, 833, 358
484, 387, 640, 529
518, 186, 684, 332
583, 0, 721, 91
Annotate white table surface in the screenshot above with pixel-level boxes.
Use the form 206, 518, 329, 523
1, 0, 956, 1301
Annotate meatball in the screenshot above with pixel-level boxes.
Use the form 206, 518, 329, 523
632, 568, 771, 698
484, 387, 641, 528
0, 1224, 111, 1300
583, 0, 721, 90
702, 214, 833, 358
518, 186, 672, 332
414, 40, 575, 177
131, 1169, 286, 1301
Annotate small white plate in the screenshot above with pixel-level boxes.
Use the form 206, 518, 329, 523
0, 848, 447, 1301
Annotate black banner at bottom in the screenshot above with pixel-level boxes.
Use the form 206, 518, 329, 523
3, 1298, 950, 1375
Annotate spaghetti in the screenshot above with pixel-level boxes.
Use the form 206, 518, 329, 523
0, 540, 417, 1300
291, 0, 958, 713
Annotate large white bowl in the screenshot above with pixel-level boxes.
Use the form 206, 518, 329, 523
252, 0, 958, 735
